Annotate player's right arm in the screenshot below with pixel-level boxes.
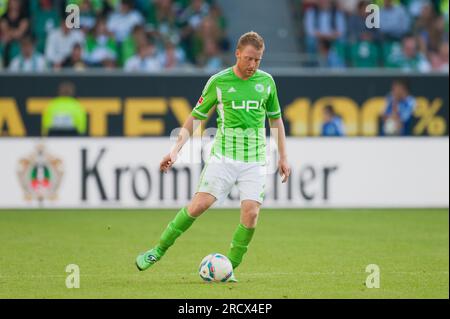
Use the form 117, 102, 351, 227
160, 76, 218, 173
160, 114, 198, 173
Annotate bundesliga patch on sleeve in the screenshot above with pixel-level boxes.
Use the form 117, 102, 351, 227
197, 96, 204, 105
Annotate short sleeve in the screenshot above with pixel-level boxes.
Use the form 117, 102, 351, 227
191, 76, 218, 120
266, 77, 281, 119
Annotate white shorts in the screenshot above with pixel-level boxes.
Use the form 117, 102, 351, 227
196, 153, 267, 205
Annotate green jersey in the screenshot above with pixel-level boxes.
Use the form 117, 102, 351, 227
42, 97, 87, 135
191, 67, 281, 163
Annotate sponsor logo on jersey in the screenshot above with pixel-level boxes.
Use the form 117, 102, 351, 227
228, 87, 236, 93
231, 99, 264, 112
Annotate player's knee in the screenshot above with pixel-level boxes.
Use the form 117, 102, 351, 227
187, 201, 209, 217
242, 207, 259, 228
188, 193, 216, 217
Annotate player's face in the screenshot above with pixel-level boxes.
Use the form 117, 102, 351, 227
323, 109, 332, 122
236, 45, 264, 78
392, 83, 406, 100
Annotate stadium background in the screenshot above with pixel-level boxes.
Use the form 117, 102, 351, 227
0, 0, 448, 299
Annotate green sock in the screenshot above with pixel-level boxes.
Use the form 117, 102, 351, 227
227, 224, 255, 269
155, 207, 196, 256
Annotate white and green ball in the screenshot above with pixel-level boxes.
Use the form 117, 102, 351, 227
198, 253, 233, 282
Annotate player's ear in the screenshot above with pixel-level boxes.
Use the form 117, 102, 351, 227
235, 48, 240, 59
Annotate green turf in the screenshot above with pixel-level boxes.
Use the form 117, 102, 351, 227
0, 209, 448, 299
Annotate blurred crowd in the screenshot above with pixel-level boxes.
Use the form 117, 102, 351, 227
1, 0, 449, 72
291, 0, 449, 72
0, 0, 230, 71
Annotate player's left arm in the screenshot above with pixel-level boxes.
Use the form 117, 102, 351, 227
269, 117, 291, 183
266, 78, 291, 183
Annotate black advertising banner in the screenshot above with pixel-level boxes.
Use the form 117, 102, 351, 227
0, 73, 448, 137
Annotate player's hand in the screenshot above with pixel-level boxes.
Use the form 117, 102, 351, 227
278, 158, 291, 183
160, 151, 178, 173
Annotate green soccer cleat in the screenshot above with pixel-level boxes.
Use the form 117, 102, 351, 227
135, 248, 161, 271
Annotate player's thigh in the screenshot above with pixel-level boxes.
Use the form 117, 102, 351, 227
187, 192, 217, 217
237, 163, 267, 205
240, 199, 261, 228
196, 160, 237, 205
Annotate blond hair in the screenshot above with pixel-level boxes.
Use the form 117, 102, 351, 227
237, 31, 265, 51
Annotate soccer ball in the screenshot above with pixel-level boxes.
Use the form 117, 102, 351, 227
198, 253, 233, 282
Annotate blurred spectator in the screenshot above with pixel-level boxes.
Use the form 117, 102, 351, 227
42, 81, 87, 136
348, 0, 380, 43
78, 0, 97, 32
430, 41, 449, 71
178, 0, 210, 63
0, 0, 7, 17
321, 105, 345, 136
207, 1, 229, 52
62, 42, 87, 70
441, 0, 449, 32
120, 23, 146, 66
84, 17, 117, 66
146, 0, 179, 44
406, 0, 432, 18
124, 37, 162, 71
9, 35, 47, 71
134, 0, 151, 14
347, 0, 381, 68
414, 1, 444, 53
107, 0, 143, 43
335, 0, 360, 14
350, 32, 380, 68
197, 38, 222, 72
190, 15, 220, 65
32, 0, 60, 54
382, 79, 416, 136
158, 39, 185, 69
303, 0, 346, 54
179, 0, 210, 31
45, 19, 84, 69
0, 0, 30, 66
398, 34, 431, 72
66, 0, 113, 16
318, 38, 345, 68
380, 0, 411, 40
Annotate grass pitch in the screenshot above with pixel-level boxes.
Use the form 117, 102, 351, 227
0, 209, 448, 299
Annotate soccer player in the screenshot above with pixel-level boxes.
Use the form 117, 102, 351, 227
382, 79, 416, 136
321, 105, 345, 136
136, 31, 291, 281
